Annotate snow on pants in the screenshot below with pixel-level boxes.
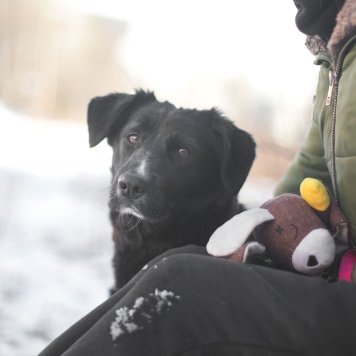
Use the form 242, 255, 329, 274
39, 245, 356, 356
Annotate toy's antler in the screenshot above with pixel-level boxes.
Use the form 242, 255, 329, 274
300, 178, 349, 246
300, 178, 330, 211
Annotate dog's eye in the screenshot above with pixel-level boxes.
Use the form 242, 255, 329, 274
178, 148, 190, 157
127, 135, 140, 145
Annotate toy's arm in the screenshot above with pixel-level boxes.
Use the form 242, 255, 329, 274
207, 208, 274, 257
226, 241, 266, 262
329, 199, 349, 246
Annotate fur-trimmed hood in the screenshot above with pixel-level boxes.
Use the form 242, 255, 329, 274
306, 0, 356, 57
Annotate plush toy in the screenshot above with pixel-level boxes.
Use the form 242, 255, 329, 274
207, 178, 350, 276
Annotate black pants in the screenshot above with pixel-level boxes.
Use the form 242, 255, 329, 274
39, 245, 356, 356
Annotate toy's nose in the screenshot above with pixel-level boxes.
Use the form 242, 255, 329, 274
307, 255, 318, 267
292, 228, 335, 275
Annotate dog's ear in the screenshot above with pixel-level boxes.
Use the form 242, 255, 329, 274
212, 109, 256, 195
87, 89, 156, 147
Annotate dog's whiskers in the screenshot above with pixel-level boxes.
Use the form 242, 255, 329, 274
153, 199, 186, 226
116, 209, 142, 232
127, 214, 136, 226
124, 216, 141, 232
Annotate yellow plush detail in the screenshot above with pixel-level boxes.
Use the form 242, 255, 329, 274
300, 178, 330, 211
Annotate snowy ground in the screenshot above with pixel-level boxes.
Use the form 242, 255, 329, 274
0, 104, 275, 356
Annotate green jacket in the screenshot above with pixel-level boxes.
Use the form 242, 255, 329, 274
274, 0, 356, 245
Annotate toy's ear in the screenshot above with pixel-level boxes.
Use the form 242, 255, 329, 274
227, 241, 266, 262
87, 89, 156, 148
207, 208, 274, 257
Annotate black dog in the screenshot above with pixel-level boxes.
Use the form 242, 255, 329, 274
87, 90, 255, 292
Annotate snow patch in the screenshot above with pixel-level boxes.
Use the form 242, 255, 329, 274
0, 104, 113, 355
110, 289, 180, 341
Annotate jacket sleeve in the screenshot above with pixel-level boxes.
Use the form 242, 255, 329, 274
274, 118, 333, 196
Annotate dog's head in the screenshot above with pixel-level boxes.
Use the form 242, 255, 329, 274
88, 90, 255, 223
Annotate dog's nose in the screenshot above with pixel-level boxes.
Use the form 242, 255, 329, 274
118, 174, 147, 199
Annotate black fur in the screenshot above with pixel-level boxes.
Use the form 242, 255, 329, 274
87, 90, 255, 292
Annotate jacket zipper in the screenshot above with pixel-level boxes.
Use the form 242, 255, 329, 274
327, 36, 356, 245
328, 66, 339, 204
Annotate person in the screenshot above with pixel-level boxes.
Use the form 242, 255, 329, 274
275, 0, 356, 244
39, 1, 356, 355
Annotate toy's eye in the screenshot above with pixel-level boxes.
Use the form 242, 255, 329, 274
275, 225, 284, 235
127, 134, 139, 145
178, 148, 190, 157
291, 224, 298, 241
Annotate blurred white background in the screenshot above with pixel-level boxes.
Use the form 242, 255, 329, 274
0, 0, 319, 354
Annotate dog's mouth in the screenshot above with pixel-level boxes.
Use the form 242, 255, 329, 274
111, 199, 168, 224
118, 206, 146, 220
